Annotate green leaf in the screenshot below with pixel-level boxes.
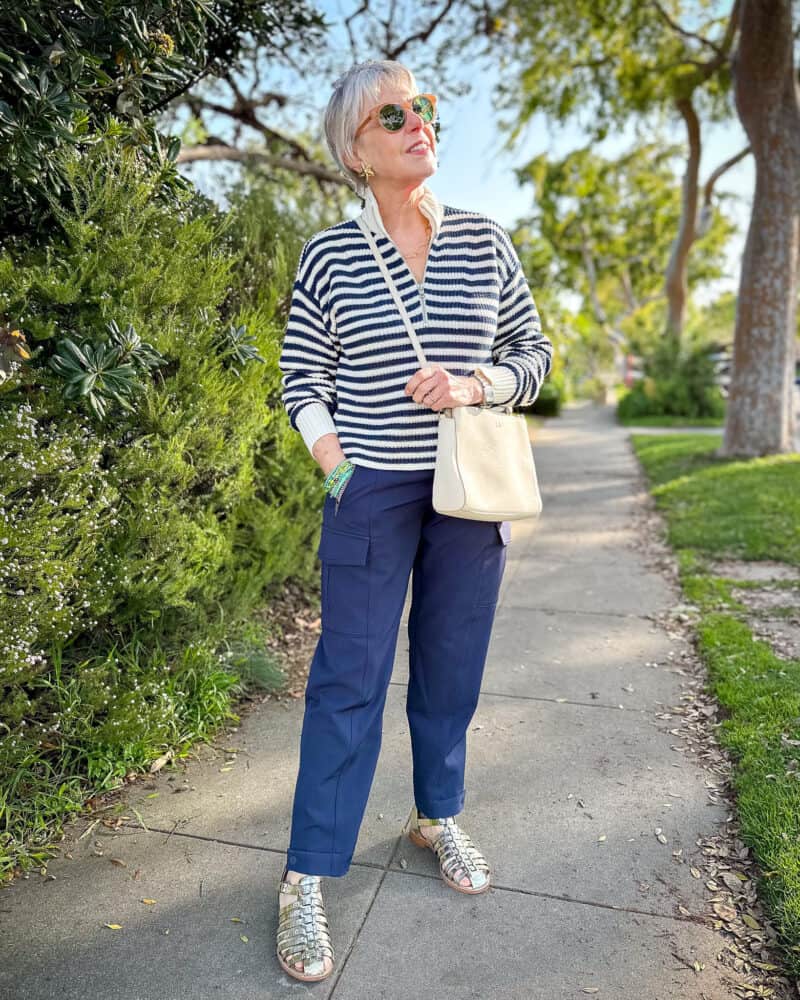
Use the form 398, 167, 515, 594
59, 338, 90, 368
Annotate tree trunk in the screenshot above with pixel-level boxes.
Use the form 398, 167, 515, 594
664, 97, 701, 344
722, 0, 799, 457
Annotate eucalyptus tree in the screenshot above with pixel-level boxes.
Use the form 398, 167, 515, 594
721, 0, 799, 456
499, 0, 799, 455
498, 0, 742, 341
509, 139, 735, 380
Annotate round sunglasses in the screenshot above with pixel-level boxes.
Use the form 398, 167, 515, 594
354, 93, 439, 140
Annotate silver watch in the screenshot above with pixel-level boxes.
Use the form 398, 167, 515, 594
472, 370, 495, 407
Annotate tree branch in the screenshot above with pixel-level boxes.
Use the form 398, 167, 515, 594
175, 143, 347, 185
703, 144, 751, 204
344, 0, 371, 59
384, 0, 460, 60
648, 0, 725, 56
183, 91, 314, 162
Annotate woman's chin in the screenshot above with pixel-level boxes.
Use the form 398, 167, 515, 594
401, 160, 438, 185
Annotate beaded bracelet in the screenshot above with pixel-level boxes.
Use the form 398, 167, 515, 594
324, 459, 354, 510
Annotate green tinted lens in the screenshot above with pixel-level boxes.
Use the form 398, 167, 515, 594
378, 104, 406, 131
412, 96, 434, 122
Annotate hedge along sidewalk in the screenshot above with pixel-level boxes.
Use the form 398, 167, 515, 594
631, 432, 800, 977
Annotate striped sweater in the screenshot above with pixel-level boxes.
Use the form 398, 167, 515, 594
279, 188, 553, 470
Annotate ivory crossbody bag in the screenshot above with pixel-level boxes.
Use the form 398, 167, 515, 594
355, 216, 542, 521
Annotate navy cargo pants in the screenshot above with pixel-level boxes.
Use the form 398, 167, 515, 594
286, 464, 510, 877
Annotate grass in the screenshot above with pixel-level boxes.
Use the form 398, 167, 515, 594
631, 433, 800, 974
618, 414, 725, 428
634, 436, 800, 562
0, 625, 287, 884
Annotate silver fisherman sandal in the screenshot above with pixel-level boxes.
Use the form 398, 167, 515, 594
405, 807, 491, 894
276, 871, 335, 981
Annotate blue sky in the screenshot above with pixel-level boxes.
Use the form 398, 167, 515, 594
178, 8, 755, 301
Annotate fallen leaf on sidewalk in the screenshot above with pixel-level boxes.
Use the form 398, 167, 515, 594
141, 899, 156, 905
713, 902, 737, 922
104, 923, 122, 930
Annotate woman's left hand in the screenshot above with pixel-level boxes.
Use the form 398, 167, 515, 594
404, 364, 482, 411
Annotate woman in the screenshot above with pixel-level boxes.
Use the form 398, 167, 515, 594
276, 58, 553, 982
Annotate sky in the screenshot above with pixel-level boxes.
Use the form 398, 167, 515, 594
176, 6, 756, 303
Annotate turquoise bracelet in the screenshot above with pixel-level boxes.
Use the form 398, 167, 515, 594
324, 459, 354, 502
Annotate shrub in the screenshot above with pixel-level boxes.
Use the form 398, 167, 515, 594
617, 339, 726, 422
578, 375, 608, 404
521, 359, 565, 417
528, 379, 562, 416
0, 0, 324, 240
0, 139, 324, 881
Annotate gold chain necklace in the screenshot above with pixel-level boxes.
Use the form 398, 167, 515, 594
400, 217, 432, 261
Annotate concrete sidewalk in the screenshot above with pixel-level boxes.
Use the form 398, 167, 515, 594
2, 403, 741, 999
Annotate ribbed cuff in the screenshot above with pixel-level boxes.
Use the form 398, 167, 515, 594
295, 402, 338, 454
475, 364, 518, 405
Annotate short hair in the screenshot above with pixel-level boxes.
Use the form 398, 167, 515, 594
323, 59, 418, 199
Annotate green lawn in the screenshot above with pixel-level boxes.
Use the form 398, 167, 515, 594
631, 434, 800, 974
618, 414, 725, 428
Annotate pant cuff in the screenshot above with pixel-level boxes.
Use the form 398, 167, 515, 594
285, 847, 353, 877
415, 788, 466, 819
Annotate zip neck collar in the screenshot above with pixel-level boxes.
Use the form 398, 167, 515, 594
358, 184, 444, 242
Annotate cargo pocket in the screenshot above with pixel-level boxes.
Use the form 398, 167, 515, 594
317, 526, 371, 635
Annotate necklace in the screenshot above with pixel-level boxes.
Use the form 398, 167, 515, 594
399, 217, 432, 261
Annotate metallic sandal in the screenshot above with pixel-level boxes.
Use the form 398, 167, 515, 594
404, 806, 491, 894
276, 869, 335, 982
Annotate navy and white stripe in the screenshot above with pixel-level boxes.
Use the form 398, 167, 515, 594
279, 204, 553, 470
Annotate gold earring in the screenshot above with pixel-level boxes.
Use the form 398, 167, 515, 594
359, 161, 375, 179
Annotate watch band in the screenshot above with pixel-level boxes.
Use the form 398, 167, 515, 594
471, 368, 495, 407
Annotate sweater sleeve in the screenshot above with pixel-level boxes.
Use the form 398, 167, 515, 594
279, 239, 340, 448
481, 224, 553, 407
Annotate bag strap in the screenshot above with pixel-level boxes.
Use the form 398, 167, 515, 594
355, 215, 514, 418
355, 215, 429, 369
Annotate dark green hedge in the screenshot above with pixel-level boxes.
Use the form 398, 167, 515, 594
0, 140, 328, 881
